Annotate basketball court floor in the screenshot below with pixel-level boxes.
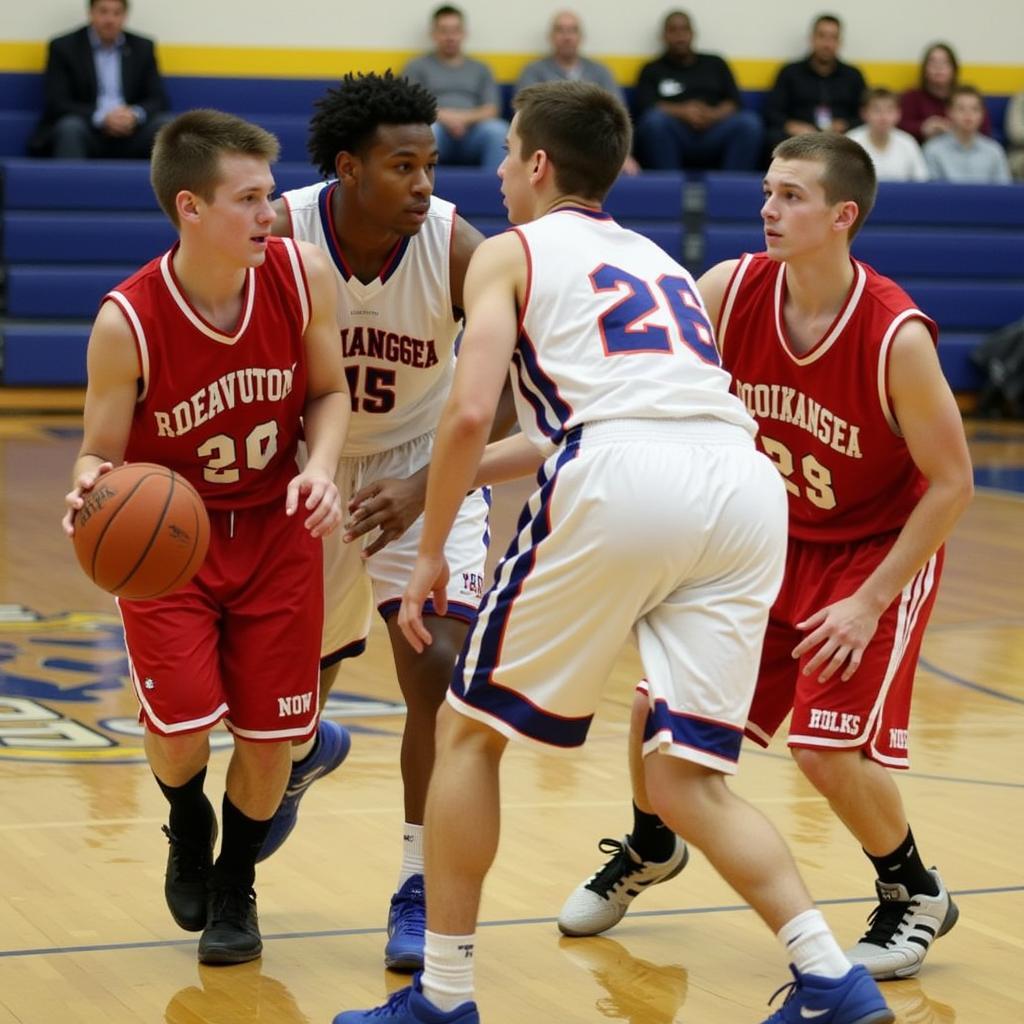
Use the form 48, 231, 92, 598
0, 408, 1022, 1023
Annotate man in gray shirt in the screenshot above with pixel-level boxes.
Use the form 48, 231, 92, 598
515, 10, 638, 174
403, 5, 507, 170
924, 86, 1012, 184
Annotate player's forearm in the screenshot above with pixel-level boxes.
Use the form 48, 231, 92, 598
853, 479, 973, 614
473, 433, 544, 487
419, 407, 492, 557
302, 391, 349, 478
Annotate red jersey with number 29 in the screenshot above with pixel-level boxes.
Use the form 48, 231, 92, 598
104, 237, 311, 510
717, 253, 937, 543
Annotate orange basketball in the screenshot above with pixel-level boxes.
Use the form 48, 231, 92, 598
72, 462, 210, 601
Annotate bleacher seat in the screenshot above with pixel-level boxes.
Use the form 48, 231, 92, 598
703, 224, 1024, 279
705, 172, 1024, 227
0, 111, 35, 157
2, 323, 89, 385
3, 211, 175, 263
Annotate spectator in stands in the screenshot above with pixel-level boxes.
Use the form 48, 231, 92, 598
1004, 91, 1024, 181
900, 43, 992, 144
847, 88, 929, 181
403, 5, 507, 171
29, 0, 171, 159
633, 10, 762, 171
516, 10, 639, 174
764, 14, 866, 151
924, 86, 1012, 184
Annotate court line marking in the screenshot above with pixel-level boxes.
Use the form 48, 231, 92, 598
1, 885, 1020, 961
919, 657, 1024, 707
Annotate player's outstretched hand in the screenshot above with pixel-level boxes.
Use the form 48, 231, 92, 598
287, 469, 342, 538
62, 461, 114, 537
344, 473, 427, 557
792, 594, 881, 683
398, 553, 450, 653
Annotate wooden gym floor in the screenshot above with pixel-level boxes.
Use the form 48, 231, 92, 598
0, 404, 1021, 1023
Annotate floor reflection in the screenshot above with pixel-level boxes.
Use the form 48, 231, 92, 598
165, 961, 311, 1024
559, 936, 688, 1023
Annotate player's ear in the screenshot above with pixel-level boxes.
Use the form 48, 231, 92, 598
176, 189, 201, 225
529, 148, 548, 184
833, 199, 859, 234
335, 151, 359, 185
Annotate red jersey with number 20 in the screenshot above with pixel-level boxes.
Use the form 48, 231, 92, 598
106, 237, 311, 509
717, 253, 937, 543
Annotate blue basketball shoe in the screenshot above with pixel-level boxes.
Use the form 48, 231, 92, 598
385, 873, 427, 971
763, 964, 894, 1024
333, 974, 479, 1023
256, 719, 351, 862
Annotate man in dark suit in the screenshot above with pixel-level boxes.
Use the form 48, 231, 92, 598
30, 0, 172, 158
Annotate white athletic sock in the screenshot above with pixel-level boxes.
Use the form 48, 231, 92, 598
777, 908, 851, 979
421, 929, 476, 1012
291, 733, 316, 763
398, 823, 425, 887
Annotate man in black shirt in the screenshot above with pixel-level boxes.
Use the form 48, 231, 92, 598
764, 13, 867, 150
633, 10, 762, 171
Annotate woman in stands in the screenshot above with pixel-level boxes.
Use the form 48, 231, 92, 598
900, 42, 992, 142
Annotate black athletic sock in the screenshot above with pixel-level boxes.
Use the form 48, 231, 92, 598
865, 827, 939, 897
211, 793, 273, 890
627, 801, 676, 863
155, 767, 215, 845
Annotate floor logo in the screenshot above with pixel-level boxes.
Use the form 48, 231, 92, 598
0, 605, 406, 764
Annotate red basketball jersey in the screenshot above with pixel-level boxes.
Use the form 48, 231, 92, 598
106, 237, 311, 509
717, 253, 937, 542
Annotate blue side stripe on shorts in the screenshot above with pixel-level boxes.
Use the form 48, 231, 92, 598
452, 432, 588, 747
645, 699, 744, 764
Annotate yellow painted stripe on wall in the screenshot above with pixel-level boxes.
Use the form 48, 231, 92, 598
2, 41, 1022, 92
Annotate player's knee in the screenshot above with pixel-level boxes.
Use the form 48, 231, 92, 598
791, 745, 845, 794
646, 754, 725, 840
435, 703, 506, 762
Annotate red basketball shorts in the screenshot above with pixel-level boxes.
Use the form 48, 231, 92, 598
745, 533, 943, 768
118, 498, 324, 741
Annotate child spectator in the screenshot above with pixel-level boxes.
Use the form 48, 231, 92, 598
924, 86, 1011, 183
847, 88, 928, 181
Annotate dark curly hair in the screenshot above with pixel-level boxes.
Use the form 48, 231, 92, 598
308, 71, 438, 177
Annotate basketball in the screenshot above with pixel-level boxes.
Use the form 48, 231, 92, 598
72, 462, 210, 601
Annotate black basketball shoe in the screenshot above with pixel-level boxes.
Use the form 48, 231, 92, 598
162, 814, 217, 932
197, 881, 262, 965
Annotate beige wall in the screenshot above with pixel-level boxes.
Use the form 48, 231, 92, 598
5, 0, 1024, 65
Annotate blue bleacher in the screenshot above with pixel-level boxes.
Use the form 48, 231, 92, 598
0, 159, 685, 382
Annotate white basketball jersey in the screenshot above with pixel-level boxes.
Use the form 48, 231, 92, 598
511, 207, 755, 453
284, 182, 460, 456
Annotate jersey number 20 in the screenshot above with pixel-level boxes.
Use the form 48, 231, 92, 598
590, 265, 720, 365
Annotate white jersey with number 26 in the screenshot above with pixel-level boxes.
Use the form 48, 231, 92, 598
510, 207, 755, 454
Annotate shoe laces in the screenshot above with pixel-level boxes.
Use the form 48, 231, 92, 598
161, 825, 208, 883
363, 985, 414, 1018
585, 838, 642, 898
763, 972, 800, 1022
207, 883, 257, 926
391, 881, 426, 933
861, 898, 914, 948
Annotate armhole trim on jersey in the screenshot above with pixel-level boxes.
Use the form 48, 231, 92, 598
716, 253, 753, 357
877, 308, 925, 436
447, 206, 459, 323
105, 291, 150, 401
511, 228, 533, 340
281, 237, 311, 333
280, 193, 295, 238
